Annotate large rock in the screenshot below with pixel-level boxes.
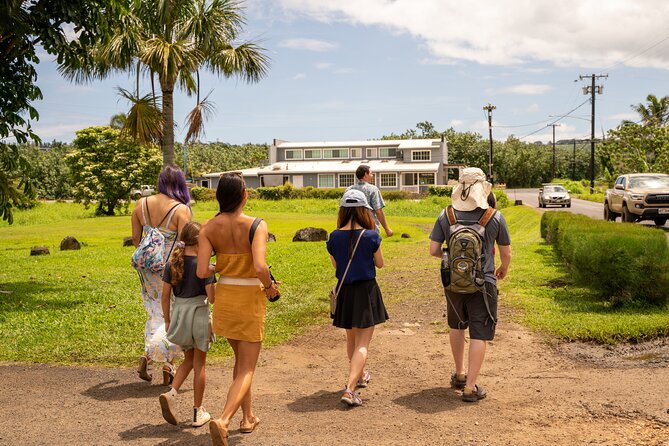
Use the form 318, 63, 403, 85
401, 233, 411, 238
123, 237, 134, 247
267, 233, 277, 243
60, 236, 81, 251
292, 227, 328, 242
30, 246, 50, 256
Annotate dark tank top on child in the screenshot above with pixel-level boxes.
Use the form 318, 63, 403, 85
163, 255, 215, 298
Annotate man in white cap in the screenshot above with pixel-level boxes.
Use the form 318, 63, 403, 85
347, 165, 394, 237
428, 167, 511, 402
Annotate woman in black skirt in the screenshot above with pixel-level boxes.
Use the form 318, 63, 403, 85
326, 189, 388, 407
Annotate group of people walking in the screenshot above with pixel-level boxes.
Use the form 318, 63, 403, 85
131, 165, 511, 446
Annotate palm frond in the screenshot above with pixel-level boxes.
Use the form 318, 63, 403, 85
141, 37, 202, 85
117, 87, 163, 144
178, 0, 244, 48
177, 70, 198, 96
209, 42, 270, 83
184, 92, 216, 143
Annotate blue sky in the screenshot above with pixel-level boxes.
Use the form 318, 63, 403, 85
30, 0, 669, 146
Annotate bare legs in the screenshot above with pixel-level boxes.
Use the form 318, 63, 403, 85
345, 327, 374, 391
170, 348, 207, 407
216, 339, 261, 429
449, 329, 486, 389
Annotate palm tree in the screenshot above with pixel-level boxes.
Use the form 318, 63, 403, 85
60, 0, 270, 167
631, 94, 669, 127
109, 112, 127, 129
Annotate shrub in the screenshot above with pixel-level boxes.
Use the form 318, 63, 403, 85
381, 190, 412, 201
540, 212, 669, 305
493, 189, 510, 209
190, 186, 216, 202
427, 185, 453, 197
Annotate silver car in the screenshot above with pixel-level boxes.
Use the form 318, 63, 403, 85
538, 185, 571, 208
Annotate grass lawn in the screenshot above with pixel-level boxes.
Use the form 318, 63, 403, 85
2, 199, 667, 366
0, 199, 439, 366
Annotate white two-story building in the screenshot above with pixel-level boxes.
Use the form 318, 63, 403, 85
203, 137, 454, 191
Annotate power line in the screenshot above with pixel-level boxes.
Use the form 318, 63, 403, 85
517, 98, 590, 140
602, 34, 669, 72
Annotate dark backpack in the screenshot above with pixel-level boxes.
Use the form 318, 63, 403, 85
440, 205, 496, 294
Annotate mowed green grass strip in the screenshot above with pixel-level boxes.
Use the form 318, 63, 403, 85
0, 200, 440, 366
502, 205, 669, 344
3, 200, 667, 366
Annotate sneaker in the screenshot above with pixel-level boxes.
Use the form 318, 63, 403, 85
450, 372, 467, 390
159, 391, 178, 425
462, 385, 487, 402
192, 406, 211, 427
356, 370, 371, 389
340, 388, 363, 407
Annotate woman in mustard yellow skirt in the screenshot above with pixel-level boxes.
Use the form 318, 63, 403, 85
196, 173, 279, 446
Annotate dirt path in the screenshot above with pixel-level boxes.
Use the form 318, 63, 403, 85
2, 283, 668, 446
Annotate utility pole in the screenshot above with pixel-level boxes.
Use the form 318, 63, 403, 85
578, 73, 607, 193
572, 139, 576, 180
483, 103, 496, 182
547, 123, 561, 180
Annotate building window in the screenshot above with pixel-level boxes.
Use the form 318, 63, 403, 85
412, 150, 431, 161
379, 147, 397, 158
350, 148, 362, 158
285, 149, 302, 160
366, 148, 377, 159
419, 173, 435, 185
318, 174, 335, 188
304, 149, 322, 159
201, 180, 210, 188
323, 148, 349, 159
379, 173, 397, 188
339, 173, 355, 188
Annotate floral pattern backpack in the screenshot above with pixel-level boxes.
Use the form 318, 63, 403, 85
131, 199, 181, 273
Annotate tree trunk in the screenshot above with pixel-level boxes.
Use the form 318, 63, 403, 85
161, 84, 175, 167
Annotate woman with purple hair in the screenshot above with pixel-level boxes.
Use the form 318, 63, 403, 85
132, 166, 193, 384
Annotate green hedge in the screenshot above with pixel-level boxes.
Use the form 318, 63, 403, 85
190, 186, 216, 202
427, 185, 453, 197
541, 211, 669, 305
253, 183, 414, 201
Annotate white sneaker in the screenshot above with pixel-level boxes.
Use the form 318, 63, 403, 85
192, 406, 211, 427
159, 391, 178, 425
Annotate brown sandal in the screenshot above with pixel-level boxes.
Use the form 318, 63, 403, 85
209, 419, 229, 446
240, 416, 260, 434
162, 363, 176, 386
138, 356, 152, 382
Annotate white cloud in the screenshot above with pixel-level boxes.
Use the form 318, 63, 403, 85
605, 112, 637, 122
490, 84, 553, 95
526, 104, 540, 113
293, 73, 307, 80
276, 0, 669, 69
278, 38, 338, 52
449, 119, 464, 127
315, 62, 333, 69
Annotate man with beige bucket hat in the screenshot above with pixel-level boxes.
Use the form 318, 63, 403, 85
429, 167, 511, 402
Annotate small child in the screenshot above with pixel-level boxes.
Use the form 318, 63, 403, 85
159, 221, 216, 427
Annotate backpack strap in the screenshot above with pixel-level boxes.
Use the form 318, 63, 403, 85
478, 207, 497, 227
140, 197, 150, 226
157, 203, 181, 229
445, 205, 457, 226
249, 217, 263, 245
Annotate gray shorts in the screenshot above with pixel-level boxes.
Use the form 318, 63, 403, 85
444, 282, 498, 341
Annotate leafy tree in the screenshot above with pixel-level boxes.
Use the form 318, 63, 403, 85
599, 123, 669, 177
109, 113, 127, 129
178, 142, 268, 177
60, 0, 270, 168
0, 0, 123, 223
66, 126, 161, 215
20, 142, 73, 199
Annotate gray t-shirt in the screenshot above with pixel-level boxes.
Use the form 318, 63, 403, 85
163, 255, 215, 298
429, 208, 511, 285
347, 181, 385, 232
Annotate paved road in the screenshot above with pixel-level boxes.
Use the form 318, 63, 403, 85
506, 189, 669, 238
